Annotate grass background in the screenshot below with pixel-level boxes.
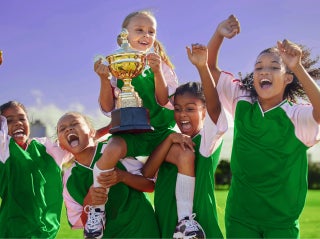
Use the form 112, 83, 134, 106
57, 190, 320, 238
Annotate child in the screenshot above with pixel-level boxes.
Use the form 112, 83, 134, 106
208, 15, 320, 238
57, 112, 160, 238
143, 43, 228, 239
0, 101, 71, 238
91, 10, 178, 238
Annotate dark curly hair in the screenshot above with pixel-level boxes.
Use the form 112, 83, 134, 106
173, 82, 206, 105
239, 44, 320, 103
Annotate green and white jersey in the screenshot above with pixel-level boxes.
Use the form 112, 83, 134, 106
0, 116, 71, 238
63, 141, 160, 238
102, 62, 177, 158
217, 71, 320, 228
154, 110, 228, 238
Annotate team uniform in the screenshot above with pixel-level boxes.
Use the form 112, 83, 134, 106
217, 71, 320, 238
0, 116, 71, 238
104, 63, 178, 157
154, 110, 228, 238
63, 141, 160, 238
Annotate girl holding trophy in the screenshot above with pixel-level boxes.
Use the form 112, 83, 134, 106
90, 10, 179, 239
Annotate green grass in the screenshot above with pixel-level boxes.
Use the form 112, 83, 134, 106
56, 190, 320, 238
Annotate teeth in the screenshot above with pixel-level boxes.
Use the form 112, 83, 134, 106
181, 121, 189, 124
13, 129, 23, 133
261, 79, 271, 83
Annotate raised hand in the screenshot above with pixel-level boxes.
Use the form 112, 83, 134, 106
277, 39, 302, 71
186, 43, 208, 68
217, 14, 240, 39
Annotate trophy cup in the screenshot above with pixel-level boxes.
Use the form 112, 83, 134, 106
104, 28, 154, 134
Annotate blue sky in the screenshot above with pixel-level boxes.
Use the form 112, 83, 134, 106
1, 0, 320, 135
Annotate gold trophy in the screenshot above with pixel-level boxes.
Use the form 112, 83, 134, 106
103, 28, 154, 134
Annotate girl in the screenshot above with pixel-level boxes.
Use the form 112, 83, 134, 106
208, 15, 320, 238
57, 112, 160, 239
0, 101, 71, 238
91, 10, 179, 238
143, 44, 228, 239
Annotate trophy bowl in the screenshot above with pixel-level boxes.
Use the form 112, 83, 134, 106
106, 52, 146, 80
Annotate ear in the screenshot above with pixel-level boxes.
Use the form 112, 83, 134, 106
285, 73, 294, 85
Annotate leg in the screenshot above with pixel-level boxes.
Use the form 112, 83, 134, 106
85, 136, 127, 239
167, 145, 205, 239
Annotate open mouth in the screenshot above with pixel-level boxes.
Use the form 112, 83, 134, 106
67, 133, 79, 147
12, 129, 25, 138
180, 120, 192, 132
260, 78, 272, 89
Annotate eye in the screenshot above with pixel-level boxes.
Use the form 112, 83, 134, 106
57, 127, 66, 133
185, 108, 196, 113
174, 107, 182, 113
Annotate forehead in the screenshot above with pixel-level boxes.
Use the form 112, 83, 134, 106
58, 114, 83, 125
255, 52, 282, 65
174, 93, 203, 105
127, 14, 157, 28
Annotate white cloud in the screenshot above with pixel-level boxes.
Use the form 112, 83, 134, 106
28, 103, 110, 139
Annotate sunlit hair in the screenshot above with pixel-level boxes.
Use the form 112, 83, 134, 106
173, 82, 206, 105
240, 44, 320, 103
56, 111, 95, 135
0, 100, 28, 116
118, 10, 175, 70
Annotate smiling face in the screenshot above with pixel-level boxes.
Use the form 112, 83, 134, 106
174, 93, 206, 137
57, 113, 95, 154
1, 105, 30, 148
124, 13, 157, 52
253, 51, 293, 108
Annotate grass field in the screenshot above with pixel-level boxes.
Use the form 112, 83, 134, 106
56, 190, 320, 238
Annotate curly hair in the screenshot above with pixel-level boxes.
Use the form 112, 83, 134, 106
240, 44, 320, 103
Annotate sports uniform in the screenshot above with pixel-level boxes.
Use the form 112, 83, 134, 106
63, 141, 160, 238
0, 116, 71, 238
217, 71, 320, 237
154, 110, 228, 238
104, 63, 178, 157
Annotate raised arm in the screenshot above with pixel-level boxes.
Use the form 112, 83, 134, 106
278, 39, 320, 123
94, 59, 115, 112
207, 14, 240, 84
186, 44, 221, 124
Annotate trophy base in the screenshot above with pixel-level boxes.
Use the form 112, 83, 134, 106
110, 107, 154, 134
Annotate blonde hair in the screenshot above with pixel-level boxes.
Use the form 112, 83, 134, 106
119, 10, 175, 69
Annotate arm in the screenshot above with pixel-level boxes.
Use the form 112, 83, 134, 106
207, 14, 240, 84
187, 44, 221, 124
142, 132, 194, 178
278, 39, 320, 123
147, 53, 170, 106
94, 59, 115, 112
94, 123, 111, 140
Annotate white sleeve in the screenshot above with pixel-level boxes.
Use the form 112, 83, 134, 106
119, 157, 144, 176
217, 71, 251, 118
284, 103, 320, 147
63, 167, 84, 229
199, 109, 228, 157
34, 137, 73, 168
0, 116, 10, 164
161, 63, 178, 110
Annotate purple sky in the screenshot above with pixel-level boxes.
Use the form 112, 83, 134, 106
1, 0, 319, 124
